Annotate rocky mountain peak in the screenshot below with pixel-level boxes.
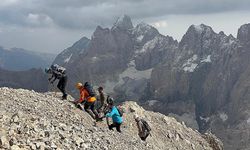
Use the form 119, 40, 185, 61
179, 24, 216, 49
112, 15, 133, 31
135, 22, 159, 34
92, 26, 110, 40
183, 24, 215, 38
133, 22, 159, 43
71, 37, 90, 49
237, 23, 250, 45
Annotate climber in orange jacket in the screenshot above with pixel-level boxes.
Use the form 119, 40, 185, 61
74, 82, 101, 121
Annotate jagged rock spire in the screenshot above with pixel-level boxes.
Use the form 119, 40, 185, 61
112, 15, 133, 30
237, 23, 250, 45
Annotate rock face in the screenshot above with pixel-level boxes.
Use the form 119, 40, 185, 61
0, 68, 48, 92
53, 15, 178, 100
53, 37, 90, 67
53, 15, 250, 149
0, 87, 221, 150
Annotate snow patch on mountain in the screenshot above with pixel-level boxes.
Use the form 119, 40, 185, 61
137, 35, 144, 42
64, 54, 72, 63
136, 36, 164, 54
201, 55, 211, 63
91, 56, 98, 62
147, 100, 159, 107
119, 60, 152, 81
135, 22, 152, 33
182, 55, 198, 72
200, 116, 210, 123
219, 112, 228, 122
247, 118, 250, 124
103, 60, 153, 93
194, 25, 203, 33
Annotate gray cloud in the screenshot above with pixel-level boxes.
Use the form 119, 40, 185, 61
1, 0, 250, 29
0, 0, 250, 53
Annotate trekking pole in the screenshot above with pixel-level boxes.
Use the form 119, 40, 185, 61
106, 117, 110, 127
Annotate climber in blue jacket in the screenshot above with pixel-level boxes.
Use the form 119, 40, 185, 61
105, 97, 123, 133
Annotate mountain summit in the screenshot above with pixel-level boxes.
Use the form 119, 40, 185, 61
112, 15, 133, 31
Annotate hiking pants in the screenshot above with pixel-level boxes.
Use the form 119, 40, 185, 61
84, 101, 99, 119
109, 122, 122, 133
57, 76, 67, 97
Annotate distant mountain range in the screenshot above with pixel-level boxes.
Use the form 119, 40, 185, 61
0, 67, 48, 92
0, 46, 56, 71
53, 15, 250, 150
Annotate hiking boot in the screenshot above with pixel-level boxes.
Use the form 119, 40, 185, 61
62, 94, 67, 100
95, 117, 103, 122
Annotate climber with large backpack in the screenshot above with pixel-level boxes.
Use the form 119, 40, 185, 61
134, 114, 151, 141
105, 97, 123, 133
45, 64, 68, 100
74, 82, 102, 121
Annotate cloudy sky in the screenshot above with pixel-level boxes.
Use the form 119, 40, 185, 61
0, 0, 249, 54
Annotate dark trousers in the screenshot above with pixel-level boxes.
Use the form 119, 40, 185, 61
109, 122, 122, 133
84, 101, 99, 119
57, 76, 67, 97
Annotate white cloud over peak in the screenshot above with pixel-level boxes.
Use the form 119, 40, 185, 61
26, 13, 54, 27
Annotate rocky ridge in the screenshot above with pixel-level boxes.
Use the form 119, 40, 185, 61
0, 87, 222, 150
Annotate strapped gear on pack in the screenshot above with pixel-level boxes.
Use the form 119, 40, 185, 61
141, 119, 151, 132
50, 64, 66, 75
84, 82, 96, 97
116, 106, 124, 117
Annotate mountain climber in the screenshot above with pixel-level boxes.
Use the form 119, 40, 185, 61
134, 114, 151, 141
45, 64, 68, 100
97, 86, 106, 113
74, 82, 101, 121
105, 97, 123, 133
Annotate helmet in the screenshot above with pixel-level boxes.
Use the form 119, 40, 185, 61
76, 82, 83, 89
107, 96, 114, 105
51, 64, 59, 70
98, 86, 103, 91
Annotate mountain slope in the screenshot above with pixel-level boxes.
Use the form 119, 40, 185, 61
0, 47, 55, 71
0, 88, 222, 150
0, 68, 48, 92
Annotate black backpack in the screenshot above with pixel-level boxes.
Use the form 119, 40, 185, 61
51, 64, 66, 76
141, 119, 151, 132
84, 82, 96, 97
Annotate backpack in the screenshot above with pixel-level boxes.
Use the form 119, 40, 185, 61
116, 106, 124, 117
84, 82, 96, 97
51, 64, 66, 75
141, 119, 151, 132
